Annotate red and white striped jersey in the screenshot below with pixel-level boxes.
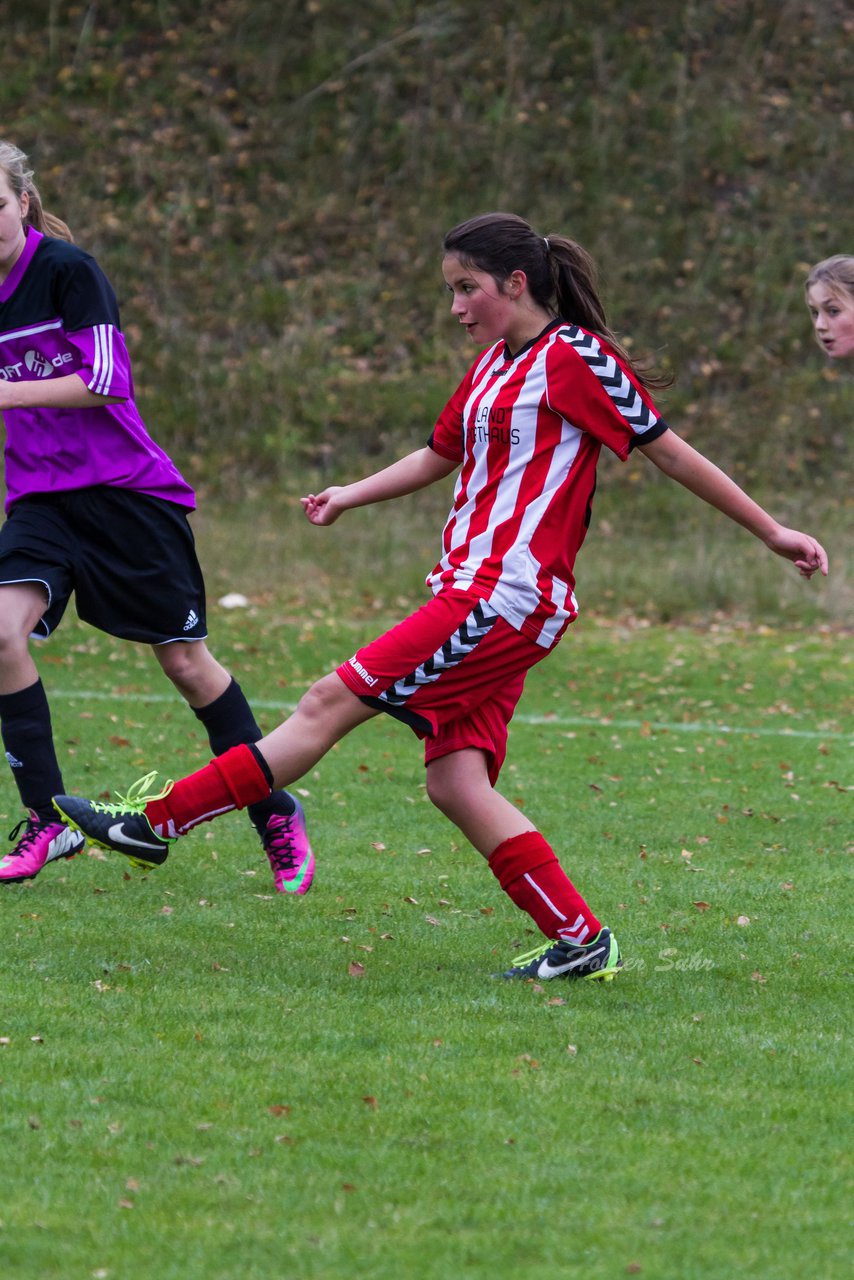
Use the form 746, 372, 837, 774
427, 320, 668, 648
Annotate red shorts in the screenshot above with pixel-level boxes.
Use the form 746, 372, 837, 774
336, 590, 549, 784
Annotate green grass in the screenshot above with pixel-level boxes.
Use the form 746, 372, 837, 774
1, 612, 851, 1279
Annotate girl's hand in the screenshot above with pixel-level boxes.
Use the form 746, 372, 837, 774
301, 487, 346, 526
765, 525, 829, 578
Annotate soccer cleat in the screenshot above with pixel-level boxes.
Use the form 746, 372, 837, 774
261, 801, 315, 895
0, 811, 85, 883
502, 926, 622, 981
52, 772, 174, 870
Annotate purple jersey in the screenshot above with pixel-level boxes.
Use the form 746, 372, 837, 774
0, 228, 195, 514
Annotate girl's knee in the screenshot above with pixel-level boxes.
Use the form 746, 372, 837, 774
426, 760, 463, 817
297, 673, 354, 719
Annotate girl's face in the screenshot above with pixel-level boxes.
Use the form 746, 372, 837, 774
0, 171, 27, 275
442, 253, 524, 349
806, 281, 854, 359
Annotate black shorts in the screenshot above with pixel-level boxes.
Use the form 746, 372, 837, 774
0, 488, 208, 643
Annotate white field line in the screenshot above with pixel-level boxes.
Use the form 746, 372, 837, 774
50, 688, 852, 744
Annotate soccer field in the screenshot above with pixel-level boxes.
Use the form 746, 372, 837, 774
1, 614, 850, 1280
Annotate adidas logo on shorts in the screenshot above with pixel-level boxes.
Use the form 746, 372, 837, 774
183, 609, 199, 632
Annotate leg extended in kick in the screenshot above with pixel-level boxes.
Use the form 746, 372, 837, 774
52, 671, 377, 865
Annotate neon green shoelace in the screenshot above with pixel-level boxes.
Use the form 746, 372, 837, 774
88, 771, 174, 815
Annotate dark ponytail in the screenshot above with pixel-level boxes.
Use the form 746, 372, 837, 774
443, 212, 669, 391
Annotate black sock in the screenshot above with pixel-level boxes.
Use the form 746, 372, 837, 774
193, 678, 294, 833
0, 680, 64, 822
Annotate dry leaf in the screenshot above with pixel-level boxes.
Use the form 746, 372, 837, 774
348, 962, 366, 978
268, 1105, 291, 1116
736, 915, 750, 926
692, 901, 711, 912
362, 1096, 378, 1109
751, 971, 768, 984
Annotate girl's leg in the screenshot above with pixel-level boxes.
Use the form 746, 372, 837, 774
142, 671, 378, 837
426, 748, 602, 945
153, 638, 296, 824
0, 584, 65, 819
152, 638, 231, 709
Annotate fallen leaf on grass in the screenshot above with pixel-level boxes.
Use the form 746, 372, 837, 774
751, 972, 768, 984
348, 962, 366, 978
692, 901, 711, 912
736, 915, 750, 926
362, 1096, 378, 1109
268, 1105, 291, 1117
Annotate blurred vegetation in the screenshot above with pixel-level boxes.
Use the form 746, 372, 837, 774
0, 0, 851, 622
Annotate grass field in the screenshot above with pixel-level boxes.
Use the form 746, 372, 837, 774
1, 608, 850, 1280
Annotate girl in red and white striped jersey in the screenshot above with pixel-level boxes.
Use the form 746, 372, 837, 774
54, 213, 828, 982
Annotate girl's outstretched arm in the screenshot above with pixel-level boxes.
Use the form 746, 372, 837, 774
302, 446, 458, 526
638, 429, 829, 579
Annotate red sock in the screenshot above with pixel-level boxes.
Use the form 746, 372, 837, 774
488, 831, 602, 944
145, 743, 272, 837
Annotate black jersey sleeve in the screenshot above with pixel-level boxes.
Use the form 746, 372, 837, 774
52, 247, 122, 333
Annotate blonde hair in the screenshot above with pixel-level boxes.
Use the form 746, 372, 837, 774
0, 141, 73, 242
805, 255, 854, 304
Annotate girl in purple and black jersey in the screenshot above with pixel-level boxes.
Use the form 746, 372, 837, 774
0, 140, 313, 892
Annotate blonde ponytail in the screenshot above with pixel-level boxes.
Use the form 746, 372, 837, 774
0, 141, 73, 242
